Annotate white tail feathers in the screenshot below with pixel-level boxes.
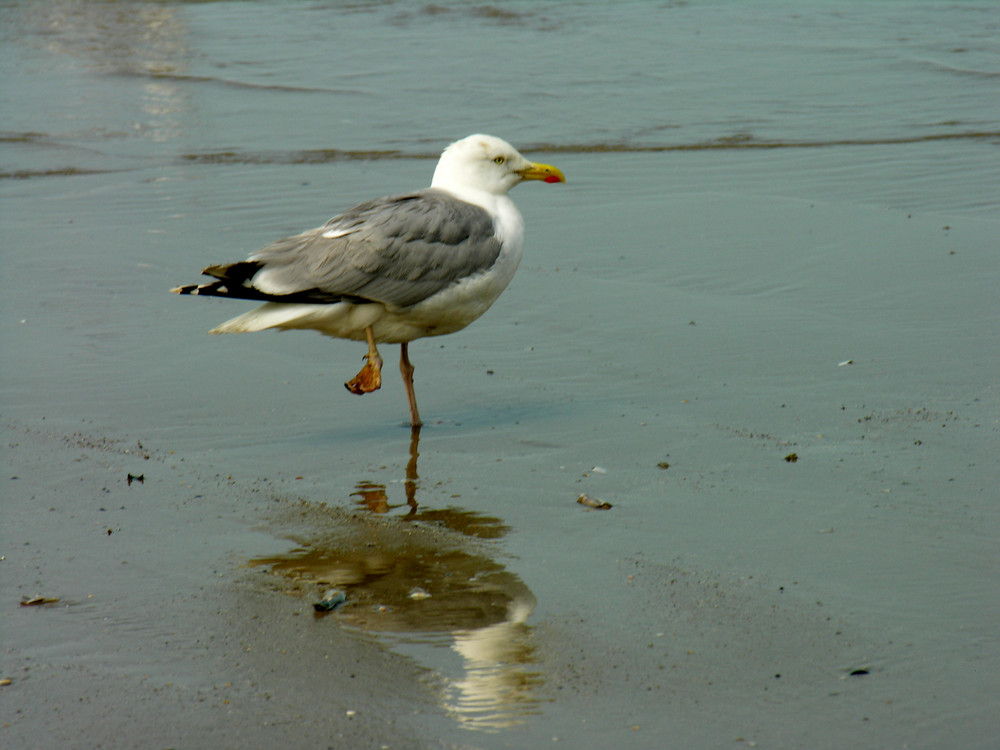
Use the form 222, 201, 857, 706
208, 303, 330, 334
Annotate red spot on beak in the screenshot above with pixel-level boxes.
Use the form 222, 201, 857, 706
544, 175, 562, 184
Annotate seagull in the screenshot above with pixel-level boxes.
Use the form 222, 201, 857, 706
172, 134, 565, 427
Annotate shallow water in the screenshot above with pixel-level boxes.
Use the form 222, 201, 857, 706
2, 1, 999, 747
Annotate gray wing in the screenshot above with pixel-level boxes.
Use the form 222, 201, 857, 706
198, 189, 503, 309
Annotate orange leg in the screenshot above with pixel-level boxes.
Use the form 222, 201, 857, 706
399, 342, 422, 427
344, 326, 383, 395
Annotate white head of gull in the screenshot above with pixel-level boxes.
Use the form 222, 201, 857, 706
172, 134, 565, 427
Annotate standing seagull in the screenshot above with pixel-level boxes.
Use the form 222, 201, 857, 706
172, 134, 565, 427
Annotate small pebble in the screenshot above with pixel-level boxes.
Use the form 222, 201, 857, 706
312, 589, 346, 612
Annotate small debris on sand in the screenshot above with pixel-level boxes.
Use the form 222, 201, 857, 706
407, 587, 431, 601
312, 589, 347, 613
577, 494, 613, 510
20, 596, 60, 607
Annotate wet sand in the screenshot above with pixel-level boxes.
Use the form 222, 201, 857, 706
3, 161, 998, 750
3, 2, 1000, 748
3, 421, 442, 748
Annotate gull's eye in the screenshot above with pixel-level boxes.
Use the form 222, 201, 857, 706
493, 156, 505, 165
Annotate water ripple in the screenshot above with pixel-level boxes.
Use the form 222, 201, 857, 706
173, 130, 1000, 167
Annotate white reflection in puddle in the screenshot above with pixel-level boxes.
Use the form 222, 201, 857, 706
251, 427, 543, 731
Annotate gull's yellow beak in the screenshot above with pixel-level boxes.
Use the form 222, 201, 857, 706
518, 161, 566, 184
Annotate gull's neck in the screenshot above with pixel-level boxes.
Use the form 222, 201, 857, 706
433, 183, 524, 248
434, 183, 503, 212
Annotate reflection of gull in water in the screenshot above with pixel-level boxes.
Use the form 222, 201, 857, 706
446, 595, 543, 732
251, 428, 542, 731
253, 543, 542, 730
251, 425, 541, 731
351, 426, 421, 515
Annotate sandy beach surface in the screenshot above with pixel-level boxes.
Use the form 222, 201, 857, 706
3, 2, 999, 748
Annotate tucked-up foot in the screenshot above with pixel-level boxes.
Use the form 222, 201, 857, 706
345, 352, 383, 395
345, 326, 383, 395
